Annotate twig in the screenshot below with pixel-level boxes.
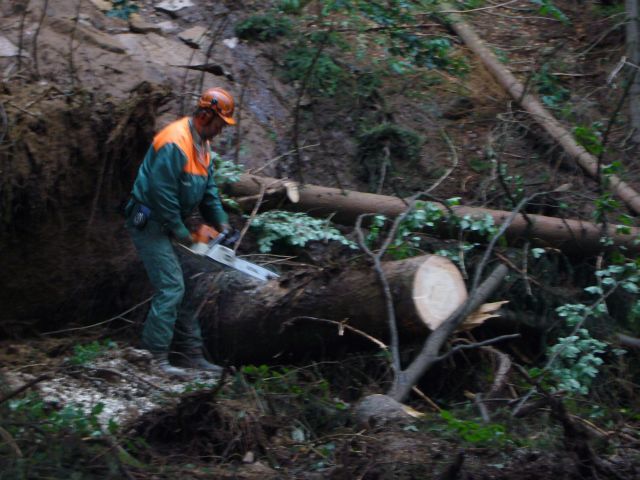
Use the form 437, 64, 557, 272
85, 366, 168, 393
248, 143, 319, 175
426, 128, 459, 194
43, 297, 150, 335
388, 263, 509, 402
436, 334, 520, 362
234, 74, 249, 164
32, 0, 48, 77
68, 0, 82, 89
17, 0, 30, 73
483, 346, 512, 399
0, 426, 22, 458
0, 101, 8, 144
522, 241, 533, 296
439, 0, 518, 14
376, 141, 390, 195
291, 32, 331, 182
0, 374, 50, 406
284, 316, 388, 350
285, 315, 440, 411
475, 393, 491, 423
355, 192, 428, 375
512, 285, 619, 417
234, 182, 267, 253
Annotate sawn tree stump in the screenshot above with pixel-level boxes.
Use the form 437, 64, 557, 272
188, 254, 468, 364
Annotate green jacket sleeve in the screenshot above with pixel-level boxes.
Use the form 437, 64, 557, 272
147, 144, 191, 241
199, 160, 229, 228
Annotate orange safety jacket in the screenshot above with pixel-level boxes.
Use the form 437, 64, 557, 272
130, 117, 228, 241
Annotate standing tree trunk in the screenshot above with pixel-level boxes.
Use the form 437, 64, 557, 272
193, 255, 468, 364
626, 0, 640, 142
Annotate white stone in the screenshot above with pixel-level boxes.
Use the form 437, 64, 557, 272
155, 0, 194, 13
156, 20, 180, 34
0, 36, 19, 58
223, 37, 238, 49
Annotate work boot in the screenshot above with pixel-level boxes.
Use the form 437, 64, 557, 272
173, 350, 224, 375
150, 351, 191, 379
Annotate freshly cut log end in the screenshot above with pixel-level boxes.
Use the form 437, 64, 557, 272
412, 255, 468, 331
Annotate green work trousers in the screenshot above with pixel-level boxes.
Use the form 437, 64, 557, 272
126, 217, 203, 353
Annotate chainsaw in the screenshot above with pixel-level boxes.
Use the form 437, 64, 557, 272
179, 225, 279, 282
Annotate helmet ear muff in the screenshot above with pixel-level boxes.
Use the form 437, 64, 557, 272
197, 87, 236, 125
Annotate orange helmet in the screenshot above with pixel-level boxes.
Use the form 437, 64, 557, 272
197, 87, 236, 125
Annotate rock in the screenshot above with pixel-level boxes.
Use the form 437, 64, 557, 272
353, 394, 424, 429
223, 37, 239, 49
156, 21, 180, 35
87, 0, 113, 12
48, 18, 125, 54
155, 0, 194, 16
129, 14, 162, 34
178, 26, 208, 49
242, 451, 255, 463
0, 36, 24, 58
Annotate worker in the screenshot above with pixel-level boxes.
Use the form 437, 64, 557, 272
124, 87, 235, 377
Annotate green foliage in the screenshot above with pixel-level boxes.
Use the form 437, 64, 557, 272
237, 364, 349, 433
212, 153, 244, 212
357, 123, 425, 191
530, 0, 570, 24
593, 2, 625, 17
438, 410, 508, 445
283, 46, 346, 96
213, 153, 244, 185
574, 122, 604, 155
106, 0, 139, 19
354, 70, 383, 99
534, 258, 640, 396
546, 326, 608, 395
235, 14, 292, 41
367, 198, 497, 263
1, 394, 120, 477
278, 0, 310, 14
70, 339, 116, 366
593, 191, 621, 224
8, 395, 108, 437
250, 210, 356, 253
533, 65, 570, 108
358, 123, 424, 165
498, 163, 525, 207
389, 35, 468, 75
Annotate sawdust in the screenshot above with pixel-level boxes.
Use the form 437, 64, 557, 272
1, 340, 221, 427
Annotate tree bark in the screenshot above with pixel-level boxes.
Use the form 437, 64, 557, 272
195, 254, 467, 364
626, 0, 640, 142
440, 4, 640, 215
227, 174, 640, 255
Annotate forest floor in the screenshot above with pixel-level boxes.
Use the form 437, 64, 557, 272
2, 0, 640, 478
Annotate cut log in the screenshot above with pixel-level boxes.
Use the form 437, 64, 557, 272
226, 174, 640, 255
439, 4, 640, 215
195, 254, 468, 363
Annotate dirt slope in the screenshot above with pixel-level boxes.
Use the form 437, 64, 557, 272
0, 0, 296, 329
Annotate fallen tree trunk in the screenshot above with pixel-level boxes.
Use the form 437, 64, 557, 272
439, 4, 640, 215
226, 174, 640, 255
195, 254, 468, 363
